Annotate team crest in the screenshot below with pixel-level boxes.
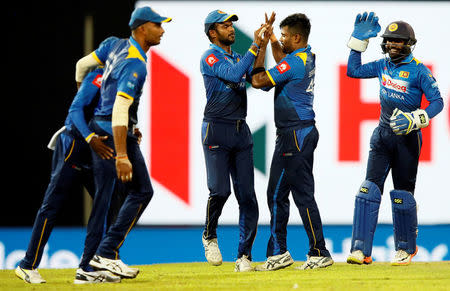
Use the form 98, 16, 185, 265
206, 54, 219, 67
276, 61, 291, 74
389, 23, 398, 32
399, 71, 409, 78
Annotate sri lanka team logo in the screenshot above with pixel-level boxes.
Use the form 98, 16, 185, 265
399, 71, 410, 78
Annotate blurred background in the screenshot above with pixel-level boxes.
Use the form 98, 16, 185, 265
3, 0, 449, 269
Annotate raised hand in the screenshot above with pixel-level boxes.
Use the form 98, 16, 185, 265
352, 11, 381, 40
347, 11, 381, 52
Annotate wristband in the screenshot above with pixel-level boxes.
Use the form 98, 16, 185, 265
251, 67, 266, 76
85, 132, 96, 143
248, 48, 257, 56
116, 154, 128, 160
251, 42, 260, 49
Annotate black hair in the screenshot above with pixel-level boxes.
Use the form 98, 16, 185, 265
279, 13, 311, 42
206, 23, 218, 42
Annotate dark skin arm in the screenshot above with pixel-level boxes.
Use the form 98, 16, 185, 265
113, 125, 133, 183
264, 12, 286, 63
89, 135, 114, 159
251, 25, 275, 89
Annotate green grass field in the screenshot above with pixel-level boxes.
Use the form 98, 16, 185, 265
1, 261, 449, 290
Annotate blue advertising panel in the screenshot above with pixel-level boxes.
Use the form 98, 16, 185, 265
1, 225, 448, 269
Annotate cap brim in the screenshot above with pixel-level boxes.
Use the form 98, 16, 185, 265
223, 14, 238, 22
161, 17, 172, 23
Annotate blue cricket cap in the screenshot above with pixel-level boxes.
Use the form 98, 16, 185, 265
129, 6, 172, 30
204, 10, 238, 35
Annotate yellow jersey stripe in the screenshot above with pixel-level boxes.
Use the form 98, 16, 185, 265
85, 132, 96, 143
91, 52, 104, 66
117, 91, 134, 101
125, 43, 146, 63
295, 52, 307, 66
266, 71, 276, 86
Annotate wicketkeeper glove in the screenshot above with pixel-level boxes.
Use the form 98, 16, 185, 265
390, 108, 429, 135
347, 11, 381, 52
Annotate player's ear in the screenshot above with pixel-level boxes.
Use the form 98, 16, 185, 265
294, 33, 302, 44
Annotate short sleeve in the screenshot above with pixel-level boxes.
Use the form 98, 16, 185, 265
267, 57, 304, 86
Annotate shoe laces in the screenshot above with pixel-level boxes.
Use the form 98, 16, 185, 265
395, 249, 408, 259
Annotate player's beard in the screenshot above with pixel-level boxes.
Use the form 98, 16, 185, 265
217, 31, 235, 46
281, 42, 292, 54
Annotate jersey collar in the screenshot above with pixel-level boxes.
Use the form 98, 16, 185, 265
210, 43, 235, 58
129, 36, 148, 62
290, 45, 311, 56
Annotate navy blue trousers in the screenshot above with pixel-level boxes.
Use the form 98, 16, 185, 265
365, 125, 422, 194
201, 119, 259, 259
87, 120, 153, 261
266, 125, 330, 258
20, 131, 95, 270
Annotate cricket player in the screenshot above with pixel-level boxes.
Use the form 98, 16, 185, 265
200, 9, 267, 272
345, 12, 443, 266
251, 13, 333, 271
74, 6, 171, 279
14, 67, 121, 284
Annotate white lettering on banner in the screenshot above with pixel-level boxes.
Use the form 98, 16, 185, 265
381, 74, 409, 93
0, 242, 79, 269
326, 236, 449, 262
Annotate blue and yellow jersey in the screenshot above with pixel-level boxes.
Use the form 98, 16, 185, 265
66, 67, 103, 141
266, 45, 316, 129
91, 36, 148, 133
347, 51, 443, 126
200, 44, 255, 121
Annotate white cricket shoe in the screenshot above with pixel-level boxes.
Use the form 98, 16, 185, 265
255, 251, 294, 271
391, 247, 418, 266
202, 235, 223, 266
15, 266, 46, 284
73, 268, 121, 284
234, 255, 254, 272
297, 255, 334, 270
347, 250, 373, 265
89, 255, 139, 278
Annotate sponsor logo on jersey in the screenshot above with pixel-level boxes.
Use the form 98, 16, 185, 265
206, 54, 219, 67
92, 74, 102, 88
276, 61, 291, 74
399, 71, 410, 78
381, 74, 409, 93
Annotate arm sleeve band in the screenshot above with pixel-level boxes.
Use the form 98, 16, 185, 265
75, 53, 102, 82
111, 95, 133, 128
251, 67, 266, 76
